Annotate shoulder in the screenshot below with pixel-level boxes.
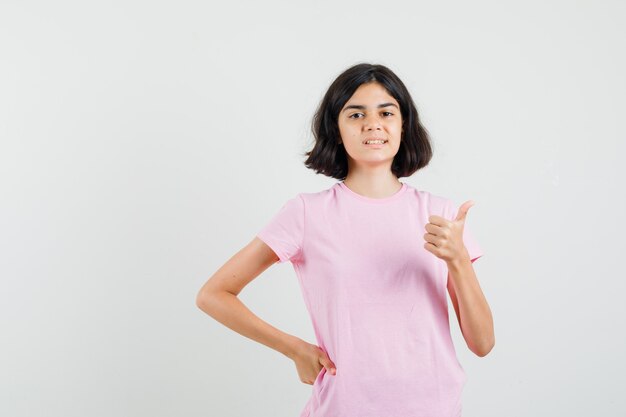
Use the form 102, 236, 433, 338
271, 186, 331, 220
404, 184, 455, 218
269, 183, 336, 207
296, 182, 340, 205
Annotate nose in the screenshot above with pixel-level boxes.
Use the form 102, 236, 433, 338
364, 115, 383, 130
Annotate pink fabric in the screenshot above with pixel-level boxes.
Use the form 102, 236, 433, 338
256, 181, 484, 417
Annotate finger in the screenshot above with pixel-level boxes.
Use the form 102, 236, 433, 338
455, 200, 474, 222
319, 356, 337, 375
423, 232, 442, 247
424, 241, 438, 254
428, 216, 454, 232
427, 214, 449, 227
424, 222, 446, 236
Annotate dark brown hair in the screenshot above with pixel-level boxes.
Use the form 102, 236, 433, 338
303, 63, 433, 180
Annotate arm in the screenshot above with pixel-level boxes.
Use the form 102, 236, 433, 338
446, 256, 495, 357
195, 236, 304, 359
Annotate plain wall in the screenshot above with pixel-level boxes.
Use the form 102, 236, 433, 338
1, 1, 625, 416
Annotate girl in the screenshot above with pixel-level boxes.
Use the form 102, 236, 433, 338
196, 63, 495, 417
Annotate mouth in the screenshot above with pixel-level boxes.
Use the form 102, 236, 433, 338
362, 139, 388, 145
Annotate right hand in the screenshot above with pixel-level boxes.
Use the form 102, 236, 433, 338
290, 339, 337, 385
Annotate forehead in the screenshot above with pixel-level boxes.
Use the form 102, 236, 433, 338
346, 82, 397, 104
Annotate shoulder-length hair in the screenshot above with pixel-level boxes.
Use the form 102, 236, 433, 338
303, 63, 433, 180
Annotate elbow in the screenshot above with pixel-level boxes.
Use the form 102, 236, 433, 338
473, 337, 495, 357
196, 289, 216, 312
195, 291, 206, 310
196, 276, 222, 312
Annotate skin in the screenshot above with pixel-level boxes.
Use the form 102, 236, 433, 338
338, 81, 405, 198
425, 202, 495, 357
195, 239, 329, 385
196, 81, 494, 389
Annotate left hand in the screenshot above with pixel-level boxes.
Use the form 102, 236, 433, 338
423, 200, 474, 264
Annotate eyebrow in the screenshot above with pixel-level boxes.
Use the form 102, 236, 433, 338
342, 102, 399, 113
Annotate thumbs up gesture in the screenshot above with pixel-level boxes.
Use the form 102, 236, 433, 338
423, 200, 474, 264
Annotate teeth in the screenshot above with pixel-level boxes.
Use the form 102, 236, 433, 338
364, 140, 387, 144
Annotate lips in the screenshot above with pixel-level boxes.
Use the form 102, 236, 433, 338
362, 138, 388, 144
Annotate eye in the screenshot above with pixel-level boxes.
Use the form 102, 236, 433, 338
349, 112, 394, 119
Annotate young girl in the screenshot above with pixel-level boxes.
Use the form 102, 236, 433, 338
196, 63, 495, 417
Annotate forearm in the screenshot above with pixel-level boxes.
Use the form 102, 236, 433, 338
196, 290, 303, 359
447, 257, 494, 356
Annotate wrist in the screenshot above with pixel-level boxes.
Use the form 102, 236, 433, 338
447, 250, 472, 272
281, 335, 305, 360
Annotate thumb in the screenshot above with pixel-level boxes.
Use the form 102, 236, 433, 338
455, 200, 475, 223
319, 355, 337, 375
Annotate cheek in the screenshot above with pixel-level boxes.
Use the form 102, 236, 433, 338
343, 130, 360, 140
338, 122, 353, 137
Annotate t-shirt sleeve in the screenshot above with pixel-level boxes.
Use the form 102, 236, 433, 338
256, 194, 305, 264
447, 200, 484, 263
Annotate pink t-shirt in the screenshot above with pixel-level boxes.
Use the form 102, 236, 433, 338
256, 181, 484, 417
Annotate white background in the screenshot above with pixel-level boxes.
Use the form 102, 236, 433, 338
1, 1, 625, 416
